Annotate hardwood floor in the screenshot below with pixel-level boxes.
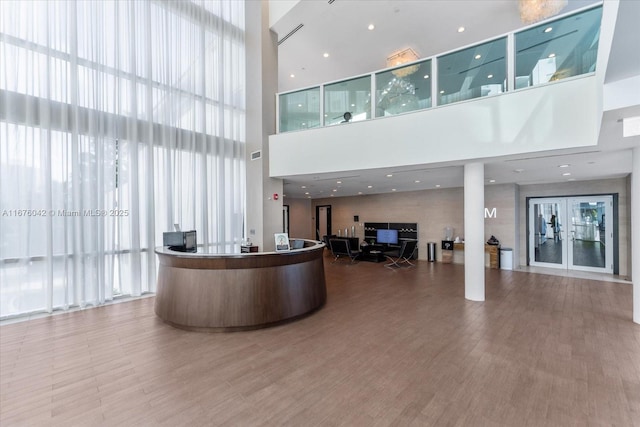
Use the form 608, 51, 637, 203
2, 253, 639, 426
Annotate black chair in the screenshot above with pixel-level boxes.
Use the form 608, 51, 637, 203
384, 240, 418, 269
329, 238, 360, 263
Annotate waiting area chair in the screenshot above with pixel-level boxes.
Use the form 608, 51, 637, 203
329, 238, 361, 264
384, 240, 418, 269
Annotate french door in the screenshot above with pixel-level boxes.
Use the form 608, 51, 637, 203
529, 196, 613, 273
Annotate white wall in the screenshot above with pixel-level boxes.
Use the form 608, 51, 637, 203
270, 76, 599, 177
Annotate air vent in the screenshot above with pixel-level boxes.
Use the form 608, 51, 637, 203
251, 150, 262, 161
328, 0, 336, 4
278, 24, 304, 46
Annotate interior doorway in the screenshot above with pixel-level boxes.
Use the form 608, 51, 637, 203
283, 205, 289, 234
316, 205, 331, 240
528, 196, 614, 273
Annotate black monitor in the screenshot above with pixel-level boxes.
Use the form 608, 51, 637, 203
377, 228, 398, 245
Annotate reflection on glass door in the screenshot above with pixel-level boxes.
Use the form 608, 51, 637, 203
529, 196, 613, 273
529, 198, 565, 269
568, 196, 612, 273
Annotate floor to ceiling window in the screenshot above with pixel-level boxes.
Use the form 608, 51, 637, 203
0, 0, 246, 318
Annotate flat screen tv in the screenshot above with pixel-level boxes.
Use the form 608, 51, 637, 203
377, 228, 398, 245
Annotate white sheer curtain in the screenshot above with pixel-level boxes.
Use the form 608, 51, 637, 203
0, 0, 246, 318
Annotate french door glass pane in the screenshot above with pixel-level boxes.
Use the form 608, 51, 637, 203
533, 202, 562, 265
570, 201, 606, 268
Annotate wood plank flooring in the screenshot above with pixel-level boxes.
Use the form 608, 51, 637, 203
2, 253, 639, 426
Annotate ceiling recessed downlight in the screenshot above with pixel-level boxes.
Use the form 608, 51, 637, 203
415, 180, 421, 183
457, 26, 465, 33
489, 179, 496, 183
423, 74, 429, 79
368, 24, 375, 31
544, 27, 553, 33
487, 74, 493, 78
336, 180, 342, 184
562, 172, 571, 176
435, 184, 441, 188
367, 185, 373, 189
558, 164, 570, 168
392, 189, 397, 192
386, 174, 393, 177
323, 52, 329, 58
474, 54, 482, 59
290, 74, 295, 78
548, 53, 555, 58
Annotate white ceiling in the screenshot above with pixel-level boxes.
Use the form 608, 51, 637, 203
270, 0, 640, 200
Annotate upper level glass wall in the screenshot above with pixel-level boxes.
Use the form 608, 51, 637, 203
438, 37, 507, 106
324, 75, 371, 126
375, 60, 432, 117
277, 5, 602, 133
279, 87, 320, 133
514, 6, 602, 88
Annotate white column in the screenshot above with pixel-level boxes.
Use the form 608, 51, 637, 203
633, 147, 640, 324
464, 162, 485, 301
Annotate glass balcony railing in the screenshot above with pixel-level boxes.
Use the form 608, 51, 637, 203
277, 5, 602, 134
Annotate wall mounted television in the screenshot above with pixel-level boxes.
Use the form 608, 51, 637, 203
376, 228, 398, 245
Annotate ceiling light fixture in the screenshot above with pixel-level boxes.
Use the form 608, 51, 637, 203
323, 52, 329, 58
336, 180, 342, 184
548, 53, 556, 58
558, 164, 570, 168
368, 24, 375, 31
423, 74, 429, 79
474, 54, 482, 59
435, 184, 441, 188
290, 74, 295, 78
392, 189, 397, 192
367, 185, 373, 188
562, 172, 571, 176
386, 174, 393, 177
415, 180, 420, 183
487, 74, 493, 78
544, 26, 553, 33
457, 26, 465, 33
386, 47, 420, 77
489, 179, 496, 183
519, 0, 567, 24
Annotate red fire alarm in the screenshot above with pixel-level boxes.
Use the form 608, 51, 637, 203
273, 193, 279, 200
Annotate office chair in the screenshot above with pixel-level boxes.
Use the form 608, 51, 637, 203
384, 240, 418, 269
329, 238, 360, 263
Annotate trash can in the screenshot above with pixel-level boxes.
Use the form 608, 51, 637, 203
427, 242, 436, 262
500, 248, 513, 270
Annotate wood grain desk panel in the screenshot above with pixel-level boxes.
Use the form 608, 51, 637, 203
155, 240, 327, 331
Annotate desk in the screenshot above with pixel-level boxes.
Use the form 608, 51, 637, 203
155, 239, 326, 332
441, 242, 500, 269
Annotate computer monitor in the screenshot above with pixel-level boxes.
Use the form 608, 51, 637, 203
377, 228, 398, 245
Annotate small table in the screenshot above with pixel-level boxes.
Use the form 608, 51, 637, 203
360, 245, 385, 262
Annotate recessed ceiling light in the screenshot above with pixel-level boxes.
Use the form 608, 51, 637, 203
544, 27, 553, 33
558, 164, 570, 168
330, 194, 334, 197
423, 74, 429, 79
548, 53, 555, 58
358, 192, 363, 195
487, 74, 493, 78
302, 123, 306, 126
298, 104, 302, 107
435, 184, 441, 188
415, 180, 420, 183
367, 185, 373, 188
323, 52, 329, 58
489, 179, 496, 183
440, 90, 445, 94
386, 174, 393, 177
514, 169, 524, 173
368, 24, 375, 31
290, 74, 295, 78
392, 189, 396, 192
336, 180, 342, 184
301, 185, 306, 188
304, 192, 309, 195
332, 189, 337, 192
562, 172, 571, 176
474, 54, 481, 59
457, 26, 465, 33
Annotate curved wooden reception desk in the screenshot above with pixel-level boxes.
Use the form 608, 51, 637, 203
154, 239, 326, 332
